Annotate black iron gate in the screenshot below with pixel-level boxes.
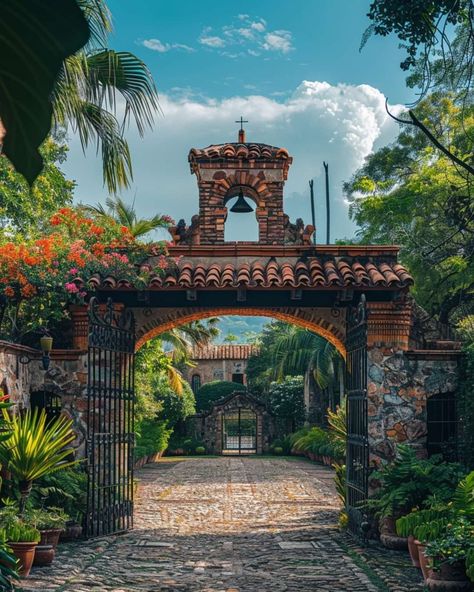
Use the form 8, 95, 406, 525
86, 297, 136, 537
345, 294, 369, 536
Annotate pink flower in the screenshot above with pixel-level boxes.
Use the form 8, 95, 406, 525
157, 255, 168, 270
53, 260, 60, 267
65, 282, 79, 294
69, 268, 79, 275
79, 291, 87, 298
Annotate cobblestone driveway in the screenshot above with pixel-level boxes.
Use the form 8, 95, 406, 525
20, 457, 421, 592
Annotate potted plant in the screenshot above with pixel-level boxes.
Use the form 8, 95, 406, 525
366, 445, 464, 550
4, 523, 40, 577
29, 507, 69, 548
424, 519, 474, 590
396, 508, 448, 568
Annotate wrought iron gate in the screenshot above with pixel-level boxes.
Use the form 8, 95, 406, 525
222, 408, 257, 454
86, 297, 136, 537
345, 294, 369, 536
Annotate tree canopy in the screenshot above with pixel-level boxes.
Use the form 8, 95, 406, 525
345, 93, 474, 324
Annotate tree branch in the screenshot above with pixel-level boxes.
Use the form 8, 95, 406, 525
385, 99, 474, 177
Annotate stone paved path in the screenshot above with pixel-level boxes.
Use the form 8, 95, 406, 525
20, 457, 422, 592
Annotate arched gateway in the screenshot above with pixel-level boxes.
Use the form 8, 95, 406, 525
63, 127, 460, 539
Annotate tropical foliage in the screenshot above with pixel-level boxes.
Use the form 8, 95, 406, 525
366, 444, 466, 519
52, 0, 159, 193
0, 409, 79, 513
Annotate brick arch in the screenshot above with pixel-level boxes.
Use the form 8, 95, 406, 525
135, 307, 346, 358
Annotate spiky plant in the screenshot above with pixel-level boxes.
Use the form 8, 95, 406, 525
0, 409, 79, 514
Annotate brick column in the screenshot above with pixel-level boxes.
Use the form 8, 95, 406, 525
69, 305, 89, 350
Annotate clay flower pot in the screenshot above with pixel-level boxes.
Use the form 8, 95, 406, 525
408, 535, 421, 568
33, 545, 55, 567
9, 541, 38, 577
417, 542, 430, 581
39, 528, 63, 549
426, 561, 472, 591
379, 516, 408, 550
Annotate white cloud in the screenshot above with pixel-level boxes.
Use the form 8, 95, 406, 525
199, 30, 226, 48
142, 38, 195, 53
62, 81, 401, 242
199, 16, 292, 56
262, 30, 293, 53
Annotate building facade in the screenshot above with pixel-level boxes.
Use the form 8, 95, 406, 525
185, 343, 258, 393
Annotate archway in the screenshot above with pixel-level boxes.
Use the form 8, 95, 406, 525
135, 308, 346, 357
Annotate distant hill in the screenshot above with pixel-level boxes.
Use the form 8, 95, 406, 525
213, 316, 270, 343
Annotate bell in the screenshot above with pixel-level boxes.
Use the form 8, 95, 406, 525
230, 189, 254, 213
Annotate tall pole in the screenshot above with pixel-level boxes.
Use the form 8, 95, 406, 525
323, 161, 330, 244
309, 179, 316, 245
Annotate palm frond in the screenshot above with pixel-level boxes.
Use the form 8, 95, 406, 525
85, 50, 159, 136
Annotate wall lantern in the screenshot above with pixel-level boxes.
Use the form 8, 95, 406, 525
18, 334, 53, 373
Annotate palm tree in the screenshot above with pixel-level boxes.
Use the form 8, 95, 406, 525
82, 196, 169, 238
53, 0, 159, 193
270, 325, 340, 389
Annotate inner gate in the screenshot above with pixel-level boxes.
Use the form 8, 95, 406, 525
78, 125, 416, 538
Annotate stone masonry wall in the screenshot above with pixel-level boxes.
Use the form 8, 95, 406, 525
367, 347, 460, 466
0, 342, 89, 457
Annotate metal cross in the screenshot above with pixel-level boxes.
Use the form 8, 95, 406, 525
235, 116, 248, 130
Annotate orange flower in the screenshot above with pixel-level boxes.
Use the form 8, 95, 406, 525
4, 286, 15, 297
20, 284, 36, 298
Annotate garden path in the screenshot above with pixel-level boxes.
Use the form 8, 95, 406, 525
20, 457, 423, 592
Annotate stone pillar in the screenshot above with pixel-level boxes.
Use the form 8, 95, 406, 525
366, 301, 461, 465
366, 301, 412, 466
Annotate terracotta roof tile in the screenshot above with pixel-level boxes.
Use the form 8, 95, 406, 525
191, 344, 259, 360
189, 142, 290, 161
86, 256, 413, 291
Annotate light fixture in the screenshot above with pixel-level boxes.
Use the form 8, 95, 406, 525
39, 334, 53, 371
230, 189, 253, 214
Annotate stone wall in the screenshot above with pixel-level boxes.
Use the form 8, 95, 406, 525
367, 346, 460, 465
0, 341, 88, 456
189, 392, 274, 454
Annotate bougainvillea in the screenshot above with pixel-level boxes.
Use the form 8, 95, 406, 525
0, 207, 174, 341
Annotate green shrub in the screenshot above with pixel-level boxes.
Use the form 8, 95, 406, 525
268, 376, 305, 429
195, 446, 205, 455
135, 420, 173, 460
195, 381, 246, 412
273, 446, 283, 455
166, 434, 204, 455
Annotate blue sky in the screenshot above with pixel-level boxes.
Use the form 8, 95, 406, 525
64, 0, 415, 242
109, 0, 411, 104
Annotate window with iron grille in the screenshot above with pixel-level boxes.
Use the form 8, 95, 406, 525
30, 390, 62, 422
191, 374, 201, 393
427, 392, 458, 461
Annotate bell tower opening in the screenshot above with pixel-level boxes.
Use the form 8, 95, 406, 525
167, 118, 315, 247
224, 188, 258, 242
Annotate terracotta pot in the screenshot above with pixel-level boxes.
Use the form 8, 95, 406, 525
426, 561, 472, 591
379, 516, 408, 550
60, 523, 82, 542
33, 545, 55, 567
417, 543, 431, 581
9, 541, 38, 577
408, 535, 421, 568
39, 528, 62, 549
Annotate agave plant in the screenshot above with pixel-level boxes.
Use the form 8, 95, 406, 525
0, 409, 79, 514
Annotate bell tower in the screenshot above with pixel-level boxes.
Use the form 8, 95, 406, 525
187, 122, 293, 245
